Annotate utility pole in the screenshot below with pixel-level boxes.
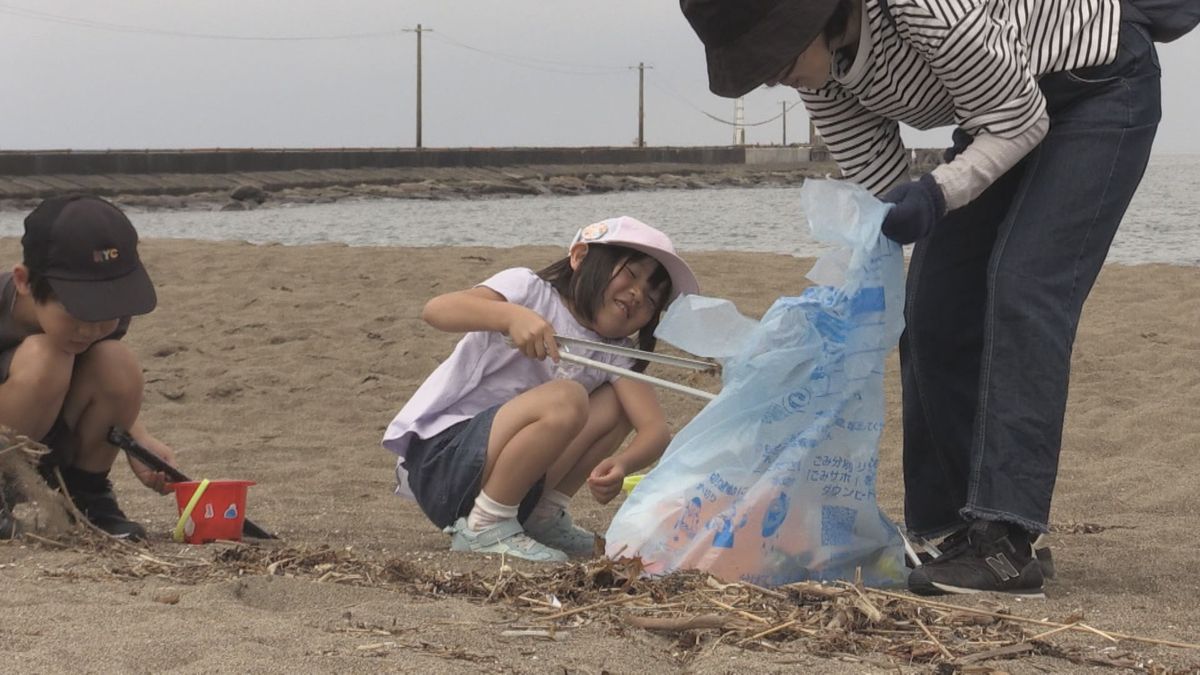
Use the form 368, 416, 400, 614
403, 24, 433, 148
633, 62, 652, 147
780, 101, 788, 146
734, 97, 745, 146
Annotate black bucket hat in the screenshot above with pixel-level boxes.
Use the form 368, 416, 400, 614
22, 195, 157, 322
680, 0, 840, 98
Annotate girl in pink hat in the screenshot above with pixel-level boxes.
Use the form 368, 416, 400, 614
383, 216, 699, 562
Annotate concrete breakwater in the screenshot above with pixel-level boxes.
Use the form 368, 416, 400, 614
0, 146, 939, 210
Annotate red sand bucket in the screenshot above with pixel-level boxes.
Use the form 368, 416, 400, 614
168, 479, 256, 544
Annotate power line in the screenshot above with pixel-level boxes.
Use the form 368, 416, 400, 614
648, 78, 805, 127
0, 3, 634, 75
428, 31, 629, 75
2, 2, 806, 135
0, 3, 399, 41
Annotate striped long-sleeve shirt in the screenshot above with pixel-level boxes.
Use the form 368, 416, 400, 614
800, 0, 1121, 197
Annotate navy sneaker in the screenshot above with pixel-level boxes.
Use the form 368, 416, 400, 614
908, 520, 1045, 598
905, 526, 1055, 579
1033, 534, 1056, 580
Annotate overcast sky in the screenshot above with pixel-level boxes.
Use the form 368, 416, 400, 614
2, 1, 1198, 153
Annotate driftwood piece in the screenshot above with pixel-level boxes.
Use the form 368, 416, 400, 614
625, 613, 732, 632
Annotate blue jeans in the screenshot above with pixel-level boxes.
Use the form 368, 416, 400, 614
900, 20, 1161, 537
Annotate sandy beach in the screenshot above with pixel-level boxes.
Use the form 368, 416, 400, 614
1, 236, 1198, 673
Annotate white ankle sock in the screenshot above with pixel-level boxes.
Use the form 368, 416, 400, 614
528, 489, 572, 526
466, 491, 518, 532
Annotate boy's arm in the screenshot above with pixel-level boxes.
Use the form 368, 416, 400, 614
587, 377, 670, 504
126, 419, 178, 494
422, 286, 562, 362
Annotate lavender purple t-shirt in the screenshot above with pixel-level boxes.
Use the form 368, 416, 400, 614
382, 267, 636, 499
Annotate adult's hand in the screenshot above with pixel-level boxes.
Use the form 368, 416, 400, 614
943, 127, 974, 162
881, 174, 946, 245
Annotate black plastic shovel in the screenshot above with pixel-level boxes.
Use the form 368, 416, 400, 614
107, 427, 276, 539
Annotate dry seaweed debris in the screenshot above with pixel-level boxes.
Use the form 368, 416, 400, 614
0, 427, 74, 535
1, 427, 51, 500
46, 539, 1199, 672
5, 424, 1190, 670
1051, 521, 1136, 535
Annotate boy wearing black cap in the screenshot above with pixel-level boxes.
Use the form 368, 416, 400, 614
0, 194, 175, 540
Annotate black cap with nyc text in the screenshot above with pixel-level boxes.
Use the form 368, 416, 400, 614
22, 195, 157, 322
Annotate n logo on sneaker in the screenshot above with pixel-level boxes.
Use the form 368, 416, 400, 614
985, 553, 1020, 580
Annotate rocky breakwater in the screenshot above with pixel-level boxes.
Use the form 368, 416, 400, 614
0, 162, 841, 212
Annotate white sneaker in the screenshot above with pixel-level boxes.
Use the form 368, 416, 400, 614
525, 510, 599, 558
446, 517, 567, 562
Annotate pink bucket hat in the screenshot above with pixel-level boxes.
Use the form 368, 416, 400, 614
569, 216, 700, 301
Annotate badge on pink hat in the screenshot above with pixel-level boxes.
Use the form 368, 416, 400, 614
577, 222, 610, 242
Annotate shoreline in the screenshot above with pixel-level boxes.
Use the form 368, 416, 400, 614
0, 160, 847, 212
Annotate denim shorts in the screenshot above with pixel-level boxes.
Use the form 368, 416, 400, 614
403, 404, 544, 529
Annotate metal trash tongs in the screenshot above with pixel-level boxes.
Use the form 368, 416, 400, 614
554, 334, 718, 402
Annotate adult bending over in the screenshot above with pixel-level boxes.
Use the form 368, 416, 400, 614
681, 0, 1190, 596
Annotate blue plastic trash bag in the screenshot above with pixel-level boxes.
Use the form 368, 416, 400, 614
655, 294, 759, 360
605, 179, 908, 588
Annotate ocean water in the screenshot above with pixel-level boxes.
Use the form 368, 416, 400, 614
2, 154, 1197, 265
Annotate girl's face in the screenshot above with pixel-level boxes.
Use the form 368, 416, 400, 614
765, 35, 833, 90
581, 253, 667, 339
